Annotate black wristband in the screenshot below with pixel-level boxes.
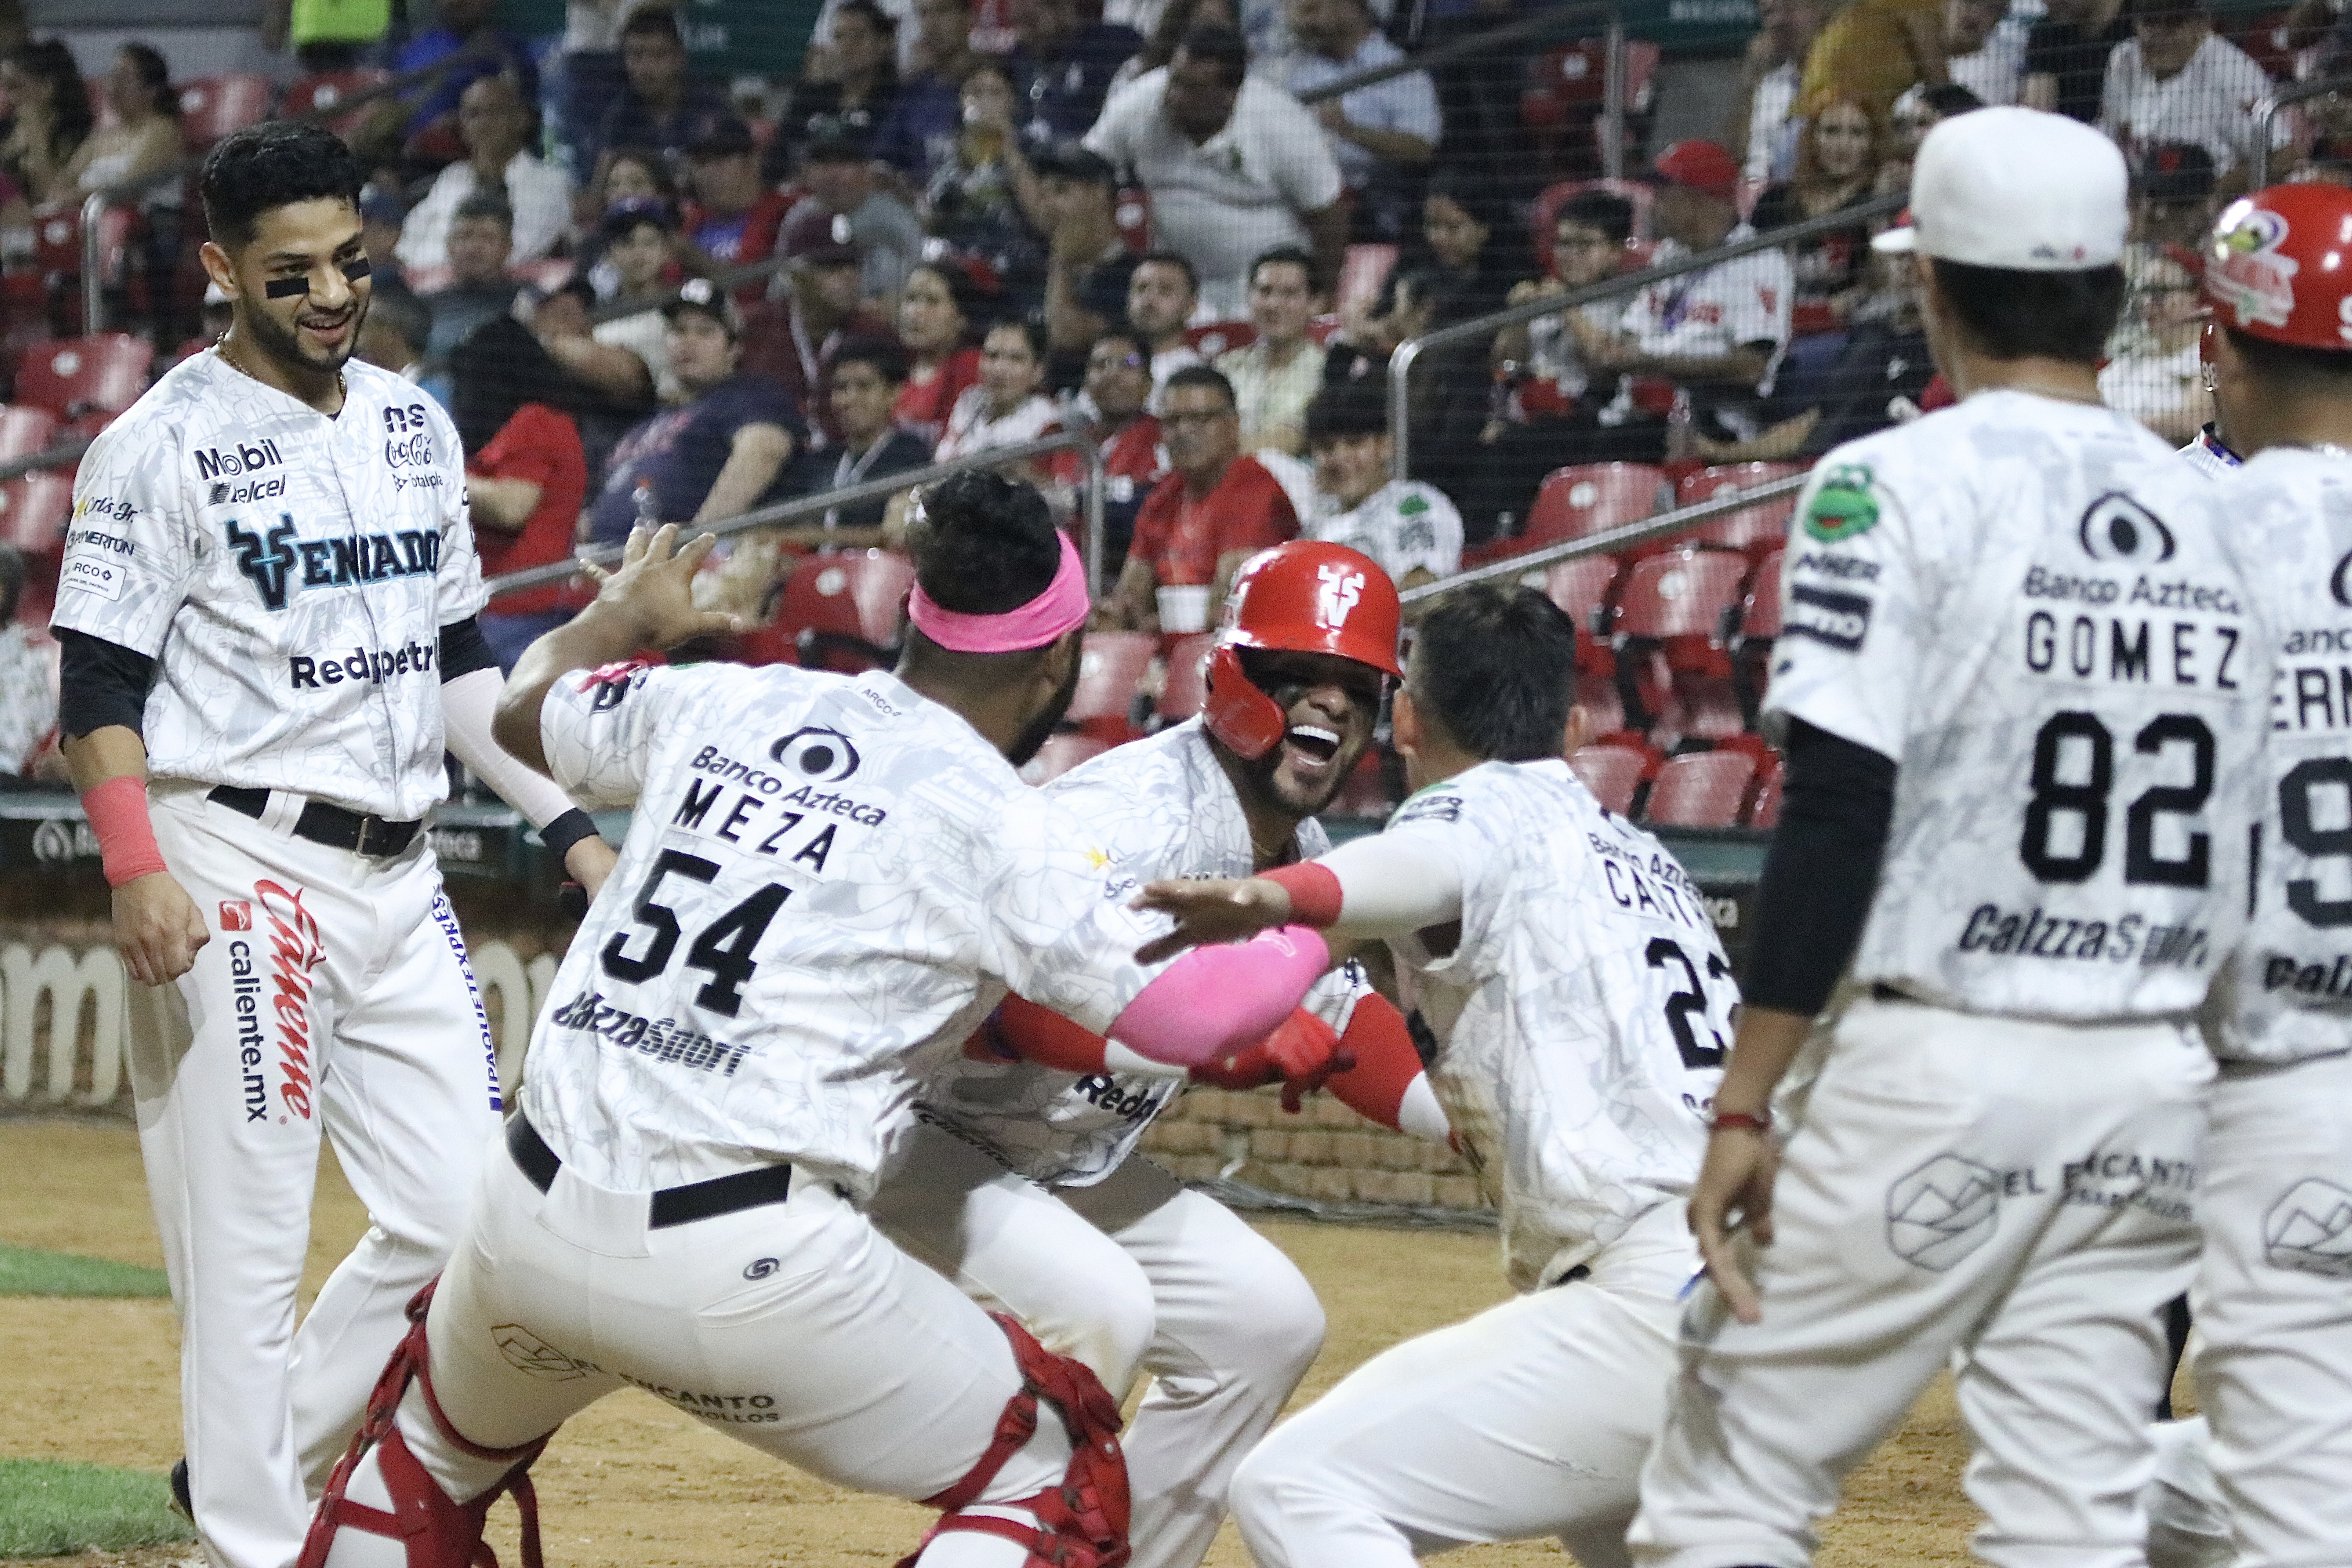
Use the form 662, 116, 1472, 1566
539, 807, 603, 862
439, 615, 500, 683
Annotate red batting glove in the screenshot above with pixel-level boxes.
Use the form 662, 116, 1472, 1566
1190, 1038, 1283, 1090
1261, 1009, 1354, 1114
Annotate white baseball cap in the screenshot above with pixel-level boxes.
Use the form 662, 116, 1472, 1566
1871, 106, 2128, 270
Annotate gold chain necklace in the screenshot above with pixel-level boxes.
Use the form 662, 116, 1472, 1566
216, 330, 345, 405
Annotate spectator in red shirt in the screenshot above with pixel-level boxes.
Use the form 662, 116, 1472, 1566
680, 117, 794, 293
893, 260, 989, 444
1076, 325, 1167, 577
448, 330, 593, 668
1107, 364, 1298, 630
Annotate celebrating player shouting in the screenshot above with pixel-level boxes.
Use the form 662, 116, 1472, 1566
48, 122, 613, 1568
2178, 180, 2352, 1566
1132, 582, 1733, 1568
1625, 106, 2272, 1568
302, 483, 1344, 1568
870, 540, 1438, 1568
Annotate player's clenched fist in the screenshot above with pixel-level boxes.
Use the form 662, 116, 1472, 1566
111, 869, 211, 987
1132, 875, 1293, 962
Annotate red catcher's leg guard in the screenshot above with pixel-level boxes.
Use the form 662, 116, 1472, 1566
894, 1314, 1132, 1568
296, 1279, 552, 1568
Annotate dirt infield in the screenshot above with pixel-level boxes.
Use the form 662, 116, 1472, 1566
0, 1116, 1984, 1568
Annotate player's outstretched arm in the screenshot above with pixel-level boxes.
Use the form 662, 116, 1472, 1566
1688, 1005, 1809, 1325
61, 723, 209, 987
493, 524, 742, 771
1134, 833, 1467, 962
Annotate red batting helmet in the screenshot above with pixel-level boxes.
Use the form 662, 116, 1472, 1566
2206, 183, 2352, 351
1202, 542, 1403, 760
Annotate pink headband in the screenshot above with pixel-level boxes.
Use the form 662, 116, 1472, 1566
907, 530, 1090, 653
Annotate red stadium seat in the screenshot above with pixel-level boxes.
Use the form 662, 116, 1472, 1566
1679, 462, 1806, 557
1737, 548, 1784, 718
33, 203, 133, 293
1543, 554, 1620, 675
1021, 732, 1111, 785
769, 549, 915, 671
0, 404, 58, 462
283, 69, 391, 137
1335, 243, 1398, 317
16, 334, 152, 422
1520, 42, 1659, 179
178, 74, 275, 151
1158, 632, 1214, 722
1644, 749, 1757, 828
1185, 321, 1254, 359
1568, 743, 1645, 815
1067, 631, 1155, 743
1616, 549, 1749, 739
1523, 463, 1666, 554
0, 468, 75, 554
1575, 670, 1626, 737
1747, 751, 1784, 828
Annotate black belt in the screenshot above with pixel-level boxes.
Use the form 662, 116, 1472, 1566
506, 1112, 794, 1230
208, 785, 422, 858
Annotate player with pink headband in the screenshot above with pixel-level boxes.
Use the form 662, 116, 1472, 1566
302, 475, 1347, 1568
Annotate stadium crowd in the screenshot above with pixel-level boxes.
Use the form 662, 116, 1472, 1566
0, 0, 2340, 804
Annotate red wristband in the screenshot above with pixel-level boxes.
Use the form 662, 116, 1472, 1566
1710, 1109, 1772, 1135
1261, 862, 1343, 927
82, 775, 167, 888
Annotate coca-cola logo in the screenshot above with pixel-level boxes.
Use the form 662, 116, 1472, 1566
384, 431, 436, 468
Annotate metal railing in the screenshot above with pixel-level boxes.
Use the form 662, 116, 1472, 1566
2252, 73, 2352, 188
482, 428, 1111, 601
1386, 190, 1906, 481
1396, 467, 1811, 604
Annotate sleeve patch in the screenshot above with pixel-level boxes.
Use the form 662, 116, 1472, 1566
1803, 463, 1881, 543
1393, 791, 1463, 825
1784, 583, 1874, 651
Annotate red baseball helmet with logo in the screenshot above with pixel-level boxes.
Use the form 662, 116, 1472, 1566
1203, 542, 1404, 760
2205, 183, 2352, 351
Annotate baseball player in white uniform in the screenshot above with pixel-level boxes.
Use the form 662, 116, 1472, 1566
869, 540, 1440, 1568
2160, 180, 2352, 1568
2181, 325, 2243, 480
301, 480, 1348, 1568
1134, 581, 1733, 1568
49, 123, 613, 1568
1628, 107, 2273, 1568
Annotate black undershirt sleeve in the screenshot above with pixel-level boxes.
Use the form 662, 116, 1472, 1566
1742, 717, 1900, 1016
56, 628, 157, 740
439, 615, 499, 682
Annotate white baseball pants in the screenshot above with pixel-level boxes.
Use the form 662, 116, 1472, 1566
1630, 996, 2211, 1568
868, 1120, 1327, 1568
1228, 1199, 1694, 1568
128, 786, 501, 1568
320, 1139, 1078, 1568
2190, 1047, 2352, 1568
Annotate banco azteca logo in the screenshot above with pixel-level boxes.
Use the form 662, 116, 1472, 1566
769, 726, 860, 782
2077, 493, 2175, 565
1887, 1153, 2001, 1270
2264, 1178, 2352, 1276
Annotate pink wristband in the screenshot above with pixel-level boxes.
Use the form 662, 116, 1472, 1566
1261, 863, 1344, 927
83, 775, 167, 888
1108, 925, 1332, 1067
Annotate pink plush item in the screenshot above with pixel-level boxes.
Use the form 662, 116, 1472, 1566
1107, 926, 1332, 1067
907, 531, 1089, 653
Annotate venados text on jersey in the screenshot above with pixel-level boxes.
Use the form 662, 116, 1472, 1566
548, 987, 754, 1075
2021, 565, 2244, 616
2024, 611, 2242, 689
1958, 903, 2209, 967
289, 640, 437, 688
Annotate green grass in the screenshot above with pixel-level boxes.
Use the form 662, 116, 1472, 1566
0, 1243, 170, 1298
0, 1460, 194, 1556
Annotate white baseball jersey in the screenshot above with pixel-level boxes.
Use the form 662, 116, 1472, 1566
1620, 229, 1795, 394
51, 351, 483, 822
918, 720, 1371, 1186
1767, 390, 2271, 1022
1305, 481, 1463, 586
1379, 760, 1728, 1292
2207, 447, 2352, 1065
525, 660, 1172, 1194
2180, 425, 2241, 479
